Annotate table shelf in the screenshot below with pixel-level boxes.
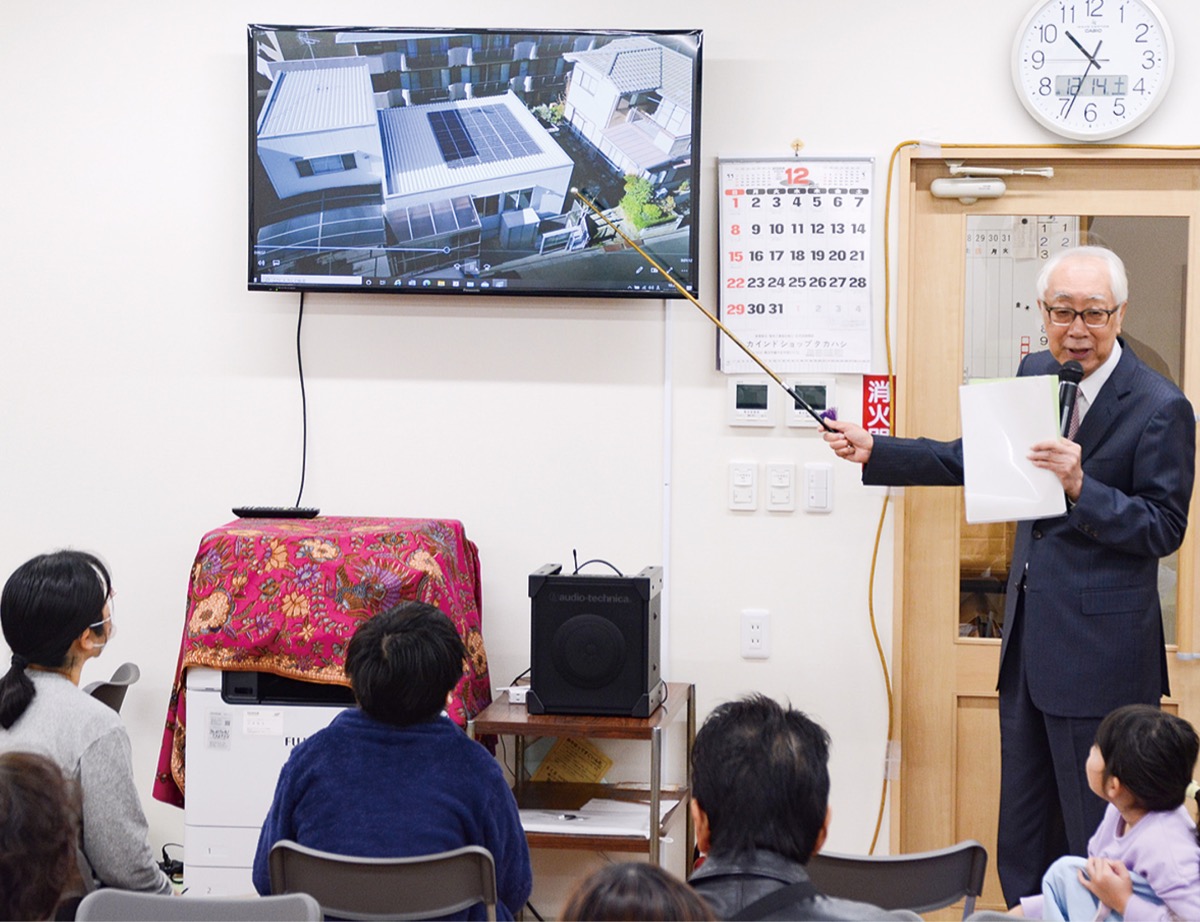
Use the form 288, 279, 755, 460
513, 781, 690, 852
469, 682, 695, 870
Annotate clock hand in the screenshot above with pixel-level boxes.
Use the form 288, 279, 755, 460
1063, 38, 1103, 119
1065, 30, 1102, 70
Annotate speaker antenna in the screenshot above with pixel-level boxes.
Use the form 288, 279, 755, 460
571, 554, 624, 577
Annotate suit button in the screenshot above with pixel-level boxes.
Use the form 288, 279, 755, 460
1032, 529, 1043, 539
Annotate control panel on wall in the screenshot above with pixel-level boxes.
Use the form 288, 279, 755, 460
727, 377, 776, 427
786, 377, 835, 428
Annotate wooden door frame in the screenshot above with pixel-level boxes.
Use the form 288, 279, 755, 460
891, 147, 1200, 907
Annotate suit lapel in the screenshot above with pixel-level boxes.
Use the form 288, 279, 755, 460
1074, 344, 1137, 462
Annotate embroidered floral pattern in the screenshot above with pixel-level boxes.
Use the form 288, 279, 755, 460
188, 590, 232, 634
152, 517, 490, 808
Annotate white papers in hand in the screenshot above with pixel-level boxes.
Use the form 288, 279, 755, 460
960, 375, 1066, 523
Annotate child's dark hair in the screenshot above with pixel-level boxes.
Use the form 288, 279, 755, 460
343, 601, 465, 726
560, 861, 715, 921
1096, 704, 1200, 844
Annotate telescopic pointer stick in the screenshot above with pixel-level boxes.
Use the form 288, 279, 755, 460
571, 187, 834, 431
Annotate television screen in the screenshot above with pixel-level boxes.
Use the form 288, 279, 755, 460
247, 25, 702, 299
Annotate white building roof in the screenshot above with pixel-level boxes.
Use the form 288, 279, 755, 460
258, 58, 377, 138
377, 92, 574, 200
564, 37, 694, 110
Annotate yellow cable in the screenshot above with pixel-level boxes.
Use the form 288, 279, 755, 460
866, 139, 920, 853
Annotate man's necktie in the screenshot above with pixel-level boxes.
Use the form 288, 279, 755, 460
1067, 393, 1085, 440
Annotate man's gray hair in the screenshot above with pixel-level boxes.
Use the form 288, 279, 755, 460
1036, 245, 1129, 305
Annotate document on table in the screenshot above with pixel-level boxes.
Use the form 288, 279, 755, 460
519, 798, 680, 838
960, 375, 1066, 524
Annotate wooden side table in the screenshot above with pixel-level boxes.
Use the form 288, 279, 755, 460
469, 682, 695, 870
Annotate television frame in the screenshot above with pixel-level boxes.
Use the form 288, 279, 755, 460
247, 24, 703, 299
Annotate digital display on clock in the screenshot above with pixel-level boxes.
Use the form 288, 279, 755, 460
1053, 74, 1129, 97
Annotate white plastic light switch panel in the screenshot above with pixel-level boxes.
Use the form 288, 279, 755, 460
804, 462, 833, 512
729, 462, 757, 510
766, 462, 796, 512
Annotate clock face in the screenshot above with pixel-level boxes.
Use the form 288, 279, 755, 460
1012, 0, 1173, 141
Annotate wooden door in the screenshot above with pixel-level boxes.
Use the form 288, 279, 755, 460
894, 148, 1200, 913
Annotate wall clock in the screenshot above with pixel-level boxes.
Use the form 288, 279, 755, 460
1012, 0, 1174, 141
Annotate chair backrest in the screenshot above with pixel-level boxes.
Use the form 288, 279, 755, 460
82, 661, 140, 713
75, 889, 322, 921
269, 839, 498, 921
805, 839, 988, 920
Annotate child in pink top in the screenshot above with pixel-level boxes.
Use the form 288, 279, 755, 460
1016, 705, 1200, 921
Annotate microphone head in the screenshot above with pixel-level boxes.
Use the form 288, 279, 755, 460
1059, 360, 1084, 384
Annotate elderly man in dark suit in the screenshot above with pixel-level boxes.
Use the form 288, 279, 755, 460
824, 245, 1195, 907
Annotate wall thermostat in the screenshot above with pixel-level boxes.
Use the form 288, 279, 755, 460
727, 377, 775, 427
785, 377, 835, 428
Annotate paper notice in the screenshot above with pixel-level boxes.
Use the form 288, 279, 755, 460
530, 737, 613, 783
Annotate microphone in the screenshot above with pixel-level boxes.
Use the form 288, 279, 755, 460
1058, 360, 1084, 438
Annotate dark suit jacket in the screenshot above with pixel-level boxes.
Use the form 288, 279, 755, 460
864, 344, 1195, 717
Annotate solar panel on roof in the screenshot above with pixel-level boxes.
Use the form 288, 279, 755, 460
427, 110, 478, 163
426, 103, 540, 168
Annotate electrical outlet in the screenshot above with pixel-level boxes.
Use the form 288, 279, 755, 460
741, 609, 769, 659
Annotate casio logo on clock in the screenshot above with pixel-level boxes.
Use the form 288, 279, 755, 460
1012, 0, 1174, 141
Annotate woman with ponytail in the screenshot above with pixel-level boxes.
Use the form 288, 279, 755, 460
0, 550, 171, 895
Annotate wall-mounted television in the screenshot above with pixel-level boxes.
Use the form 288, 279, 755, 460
247, 25, 702, 299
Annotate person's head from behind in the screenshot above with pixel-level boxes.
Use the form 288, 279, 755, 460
690, 694, 831, 865
0, 751, 82, 920
560, 861, 715, 921
1089, 704, 1199, 817
344, 601, 465, 726
0, 550, 113, 730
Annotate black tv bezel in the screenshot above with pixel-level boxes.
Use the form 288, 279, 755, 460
247, 24, 703, 300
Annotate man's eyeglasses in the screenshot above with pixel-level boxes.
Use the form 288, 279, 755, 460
1040, 302, 1121, 328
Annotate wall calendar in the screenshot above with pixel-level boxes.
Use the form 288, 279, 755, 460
717, 157, 874, 374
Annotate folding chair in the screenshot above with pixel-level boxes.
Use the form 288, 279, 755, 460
269, 839, 498, 921
805, 839, 988, 919
75, 888, 321, 921
83, 661, 140, 713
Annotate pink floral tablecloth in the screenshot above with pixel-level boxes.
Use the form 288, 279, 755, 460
153, 516, 490, 807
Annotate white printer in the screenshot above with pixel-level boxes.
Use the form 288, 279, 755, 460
183, 667, 353, 895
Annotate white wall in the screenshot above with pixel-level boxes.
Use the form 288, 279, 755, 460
4, 0, 1200, 912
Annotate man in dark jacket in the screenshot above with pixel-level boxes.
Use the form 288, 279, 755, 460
823, 246, 1195, 905
687, 695, 915, 920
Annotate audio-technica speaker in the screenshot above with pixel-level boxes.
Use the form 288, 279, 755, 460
527, 564, 664, 717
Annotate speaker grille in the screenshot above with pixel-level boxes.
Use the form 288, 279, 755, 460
552, 614, 626, 689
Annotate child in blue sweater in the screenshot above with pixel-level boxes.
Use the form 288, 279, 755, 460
252, 601, 531, 920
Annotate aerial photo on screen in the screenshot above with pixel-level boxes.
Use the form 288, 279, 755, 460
248, 25, 702, 298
